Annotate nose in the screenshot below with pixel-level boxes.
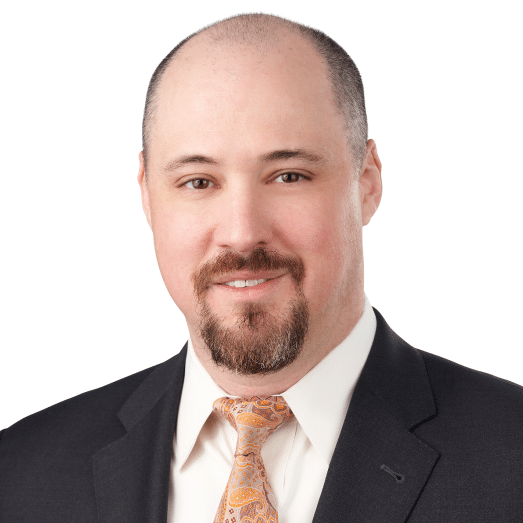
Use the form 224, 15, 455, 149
214, 182, 273, 253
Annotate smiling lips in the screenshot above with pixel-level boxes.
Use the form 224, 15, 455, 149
213, 271, 286, 290
223, 279, 268, 288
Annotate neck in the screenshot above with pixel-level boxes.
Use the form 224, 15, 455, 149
189, 297, 365, 397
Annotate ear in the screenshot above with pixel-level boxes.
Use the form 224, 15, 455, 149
137, 151, 152, 228
358, 139, 382, 226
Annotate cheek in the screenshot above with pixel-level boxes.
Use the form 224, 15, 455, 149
150, 206, 209, 314
281, 195, 361, 308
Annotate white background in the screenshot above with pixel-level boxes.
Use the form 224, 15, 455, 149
1, 0, 522, 429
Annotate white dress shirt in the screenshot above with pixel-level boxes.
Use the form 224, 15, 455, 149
167, 297, 376, 523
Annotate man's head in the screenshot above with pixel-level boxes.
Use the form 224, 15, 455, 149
138, 14, 382, 386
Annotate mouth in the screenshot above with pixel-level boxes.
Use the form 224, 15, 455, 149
210, 271, 288, 298
221, 278, 268, 288
213, 270, 287, 286
193, 248, 305, 302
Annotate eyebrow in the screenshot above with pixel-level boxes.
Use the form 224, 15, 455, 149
258, 149, 327, 164
162, 148, 326, 173
163, 155, 219, 173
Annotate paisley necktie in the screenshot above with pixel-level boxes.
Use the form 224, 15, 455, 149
212, 396, 293, 523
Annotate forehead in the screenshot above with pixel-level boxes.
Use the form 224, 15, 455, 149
148, 31, 347, 164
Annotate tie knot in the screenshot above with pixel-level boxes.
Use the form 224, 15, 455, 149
213, 396, 293, 456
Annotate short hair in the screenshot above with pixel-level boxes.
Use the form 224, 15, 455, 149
142, 14, 368, 172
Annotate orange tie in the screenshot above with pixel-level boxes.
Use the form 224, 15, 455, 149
212, 396, 293, 523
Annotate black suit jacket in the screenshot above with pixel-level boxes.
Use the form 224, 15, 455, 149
2, 309, 523, 522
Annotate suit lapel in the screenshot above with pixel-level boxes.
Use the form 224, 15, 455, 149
312, 310, 440, 523
93, 346, 187, 523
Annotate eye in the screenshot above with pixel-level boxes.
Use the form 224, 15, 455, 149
274, 172, 305, 183
185, 178, 214, 189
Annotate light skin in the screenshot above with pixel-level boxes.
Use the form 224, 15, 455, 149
138, 30, 382, 398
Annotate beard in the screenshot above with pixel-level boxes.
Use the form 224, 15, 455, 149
193, 248, 310, 375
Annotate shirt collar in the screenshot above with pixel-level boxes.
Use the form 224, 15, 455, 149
175, 296, 376, 469
282, 296, 376, 464
174, 337, 229, 470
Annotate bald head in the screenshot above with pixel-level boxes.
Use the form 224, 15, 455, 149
142, 14, 368, 171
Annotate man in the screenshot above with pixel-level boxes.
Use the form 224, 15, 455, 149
1, 13, 523, 523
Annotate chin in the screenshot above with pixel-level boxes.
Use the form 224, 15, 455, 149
198, 296, 310, 375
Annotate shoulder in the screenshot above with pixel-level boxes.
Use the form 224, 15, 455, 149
416, 349, 523, 444
421, 348, 523, 410
0, 351, 186, 518
0, 363, 152, 517
374, 307, 523, 424
3, 364, 155, 441
0, 351, 183, 457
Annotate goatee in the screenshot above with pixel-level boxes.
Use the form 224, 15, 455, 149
193, 248, 309, 375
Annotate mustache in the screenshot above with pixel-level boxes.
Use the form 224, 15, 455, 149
193, 247, 305, 300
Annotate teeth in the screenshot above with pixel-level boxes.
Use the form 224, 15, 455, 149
224, 279, 268, 288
